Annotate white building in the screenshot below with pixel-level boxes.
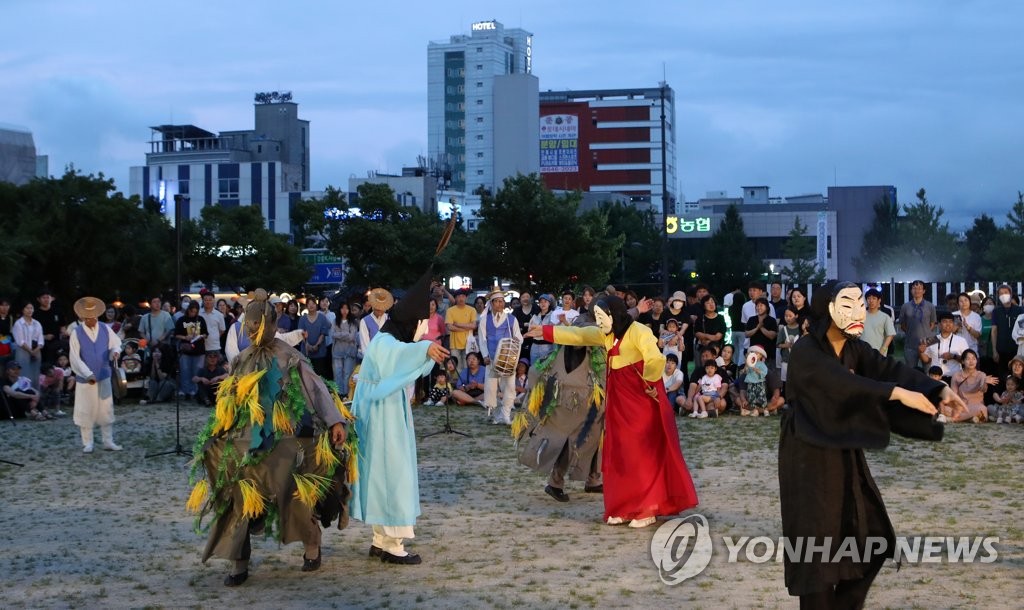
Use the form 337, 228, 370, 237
128, 93, 309, 234
427, 20, 540, 227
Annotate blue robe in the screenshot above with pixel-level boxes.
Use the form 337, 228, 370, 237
349, 332, 434, 526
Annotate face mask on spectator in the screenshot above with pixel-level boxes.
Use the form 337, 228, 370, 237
999, 293, 1012, 305
983, 304, 995, 314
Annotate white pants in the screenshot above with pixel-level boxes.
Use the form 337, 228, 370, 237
80, 424, 116, 449
372, 524, 415, 555
484, 365, 516, 423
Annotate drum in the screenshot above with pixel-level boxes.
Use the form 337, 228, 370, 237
492, 337, 522, 377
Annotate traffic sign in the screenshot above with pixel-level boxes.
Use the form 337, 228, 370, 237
309, 262, 344, 284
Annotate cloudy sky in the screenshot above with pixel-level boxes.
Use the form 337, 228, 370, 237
4, 0, 1022, 229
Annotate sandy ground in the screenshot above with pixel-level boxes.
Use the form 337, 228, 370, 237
0, 399, 1020, 609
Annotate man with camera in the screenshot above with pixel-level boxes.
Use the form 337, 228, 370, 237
918, 311, 969, 383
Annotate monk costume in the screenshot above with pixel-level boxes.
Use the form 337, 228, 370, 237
513, 315, 606, 502
187, 289, 354, 587
531, 295, 698, 528
780, 281, 966, 609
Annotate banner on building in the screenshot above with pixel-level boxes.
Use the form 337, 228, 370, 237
540, 114, 578, 173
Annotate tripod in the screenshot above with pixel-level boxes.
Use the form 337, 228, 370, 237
422, 361, 469, 439
146, 193, 190, 459
0, 391, 25, 466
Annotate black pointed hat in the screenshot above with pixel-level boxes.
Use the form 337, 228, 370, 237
380, 216, 457, 343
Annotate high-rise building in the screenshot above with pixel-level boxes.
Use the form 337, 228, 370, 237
0, 125, 47, 185
128, 92, 309, 234
427, 20, 539, 226
539, 85, 677, 217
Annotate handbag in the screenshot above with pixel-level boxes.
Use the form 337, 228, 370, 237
179, 338, 201, 355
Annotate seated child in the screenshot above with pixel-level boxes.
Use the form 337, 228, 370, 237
513, 358, 529, 406
119, 341, 144, 377
990, 375, 1024, 424
740, 345, 769, 417
662, 353, 686, 415
56, 353, 76, 404
425, 370, 453, 407
691, 359, 724, 418
38, 363, 66, 417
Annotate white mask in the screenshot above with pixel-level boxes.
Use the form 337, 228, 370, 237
999, 293, 1012, 305
828, 286, 867, 339
983, 304, 995, 314
594, 306, 613, 335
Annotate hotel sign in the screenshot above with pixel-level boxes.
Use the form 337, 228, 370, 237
666, 216, 713, 236
472, 21, 497, 31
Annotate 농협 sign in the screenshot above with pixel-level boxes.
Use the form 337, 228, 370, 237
665, 216, 713, 236
472, 21, 496, 31
540, 114, 578, 173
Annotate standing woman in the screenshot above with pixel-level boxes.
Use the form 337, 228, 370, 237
780, 281, 965, 608
978, 296, 997, 378
299, 304, 332, 380
217, 299, 235, 354
174, 301, 208, 400
331, 302, 359, 399
529, 294, 557, 364
13, 301, 44, 390
953, 292, 982, 353
787, 287, 811, 335
577, 285, 596, 317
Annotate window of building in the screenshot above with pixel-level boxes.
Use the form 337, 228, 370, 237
257, 144, 262, 154
219, 178, 239, 200
476, 47, 483, 52
476, 99, 483, 105
476, 64, 483, 70
476, 81, 483, 87
476, 134, 484, 140
476, 169, 484, 175
476, 116, 484, 123
476, 152, 484, 158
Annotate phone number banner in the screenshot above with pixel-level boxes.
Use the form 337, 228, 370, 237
540, 114, 578, 173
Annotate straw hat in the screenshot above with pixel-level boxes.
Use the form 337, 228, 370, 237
368, 288, 394, 312
486, 289, 506, 304
73, 296, 106, 320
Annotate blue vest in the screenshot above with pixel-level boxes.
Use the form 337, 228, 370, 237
365, 315, 382, 342
76, 323, 112, 381
233, 320, 251, 351
486, 312, 513, 359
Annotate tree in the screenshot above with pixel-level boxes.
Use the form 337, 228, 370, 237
963, 214, 998, 281
468, 174, 621, 292
694, 203, 764, 297
852, 195, 899, 280
297, 182, 457, 289
0, 170, 175, 303
598, 201, 664, 288
855, 188, 965, 281
183, 205, 311, 292
290, 185, 347, 249
980, 191, 1024, 280
779, 217, 826, 284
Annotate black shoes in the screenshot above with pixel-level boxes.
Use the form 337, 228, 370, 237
380, 550, 422, 565
545, 485, 570, 502
584, 484, 604, 494
301, 550, 322, 572
369, 545, 383, 558
223, 571, 248, 587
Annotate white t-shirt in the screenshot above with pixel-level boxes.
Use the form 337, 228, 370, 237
199, 308, 226, 352
553, 307, 579, 326
923, 333, 970, 377
662, 369, 685, 392
699, 374, 723, 396
954, 311, 982, 352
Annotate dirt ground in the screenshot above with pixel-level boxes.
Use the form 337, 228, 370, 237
1, 399, 1020, 609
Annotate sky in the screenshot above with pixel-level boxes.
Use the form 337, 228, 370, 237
4, 0, 1023, 230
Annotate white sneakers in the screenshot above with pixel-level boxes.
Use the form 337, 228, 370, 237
83, 445, 94, 454
103, 443, 123, 451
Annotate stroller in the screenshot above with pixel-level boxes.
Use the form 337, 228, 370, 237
114, 339, 148, 402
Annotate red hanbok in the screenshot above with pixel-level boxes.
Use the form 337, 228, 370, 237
544, 322, 698, 520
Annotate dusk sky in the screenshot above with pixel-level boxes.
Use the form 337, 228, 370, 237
4, 0, 1022, 230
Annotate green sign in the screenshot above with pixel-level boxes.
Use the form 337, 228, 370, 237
300, 250, 343, 265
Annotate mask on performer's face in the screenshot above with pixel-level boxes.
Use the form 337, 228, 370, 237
594, 306, 613, 335
828, 286, 867, 339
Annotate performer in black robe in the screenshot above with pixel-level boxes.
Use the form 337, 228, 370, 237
779, 282, 966, 609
